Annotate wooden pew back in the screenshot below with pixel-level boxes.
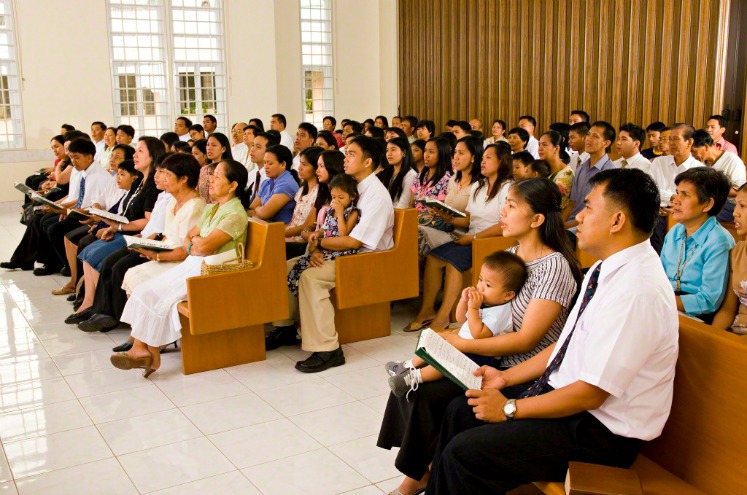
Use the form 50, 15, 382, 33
469, 236, 518, 286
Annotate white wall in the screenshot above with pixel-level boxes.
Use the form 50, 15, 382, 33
0, 0, 397, 202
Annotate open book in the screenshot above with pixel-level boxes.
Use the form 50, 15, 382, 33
87, 207, 130, 224
414, 198, 467, 218
66, 209, 92, 222
14, 182, 34, 196
124, 235, 179, 252
28, 192, 65, 210
415, 329, 482, 390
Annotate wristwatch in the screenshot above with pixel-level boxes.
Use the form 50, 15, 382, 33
316, 237, 323, 249
503, 399, 517, 421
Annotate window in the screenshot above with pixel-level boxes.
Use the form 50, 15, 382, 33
300, 0, 333, 127
107, 0, 226, 137
0, 0, 23, 148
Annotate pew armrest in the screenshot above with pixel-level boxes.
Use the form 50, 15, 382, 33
470, 237, 518, 285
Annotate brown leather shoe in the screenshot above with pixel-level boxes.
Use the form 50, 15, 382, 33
51, 286, 75, 296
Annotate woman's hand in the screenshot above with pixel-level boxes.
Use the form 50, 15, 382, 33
134, 248, 158, 261
100, 226, 116, 241
429, 207, 454, 223
309, 250, 325, 267
440, 332, 468, 351
454, 235, 473, 246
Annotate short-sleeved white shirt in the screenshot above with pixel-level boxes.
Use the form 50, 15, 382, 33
547, 241, 679, 440
651, 155, 703, 201
613, 153, 652, 176
394, 169, 418, 209
466, 180, 511, 235
711, 151, 746, 198
79, 163, 115, 209
526, 136, 539, 159
457, 303, 513, 339
349, 173, 394, 252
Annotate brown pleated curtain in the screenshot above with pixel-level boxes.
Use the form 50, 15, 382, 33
398, 0, 730, 134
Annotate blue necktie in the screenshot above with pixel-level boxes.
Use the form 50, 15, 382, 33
76, 176, 86, 209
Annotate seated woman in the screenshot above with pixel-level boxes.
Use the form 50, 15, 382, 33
111, 159, 250, 375
249, 144, 299, 223
713, 184, 747, 333
538, 130, 574, 221
661, 167, 734, 323
380, 137, 418, 208
410, 137, 452, 246
418, 136, 482, 260
410, 139, 426, 174
378, 178, 581, 495
284, 146, 323, 259
506, 126, 529, 154
95, 127, 118, 169
191, 139, 211, 203
483, 119, 507, 145
405, 143, 512, 332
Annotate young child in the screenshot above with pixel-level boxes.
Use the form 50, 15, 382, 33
287, 174, 360, 295
526, 159, 551, 179
386, 251, 527, 398
511, 151, 535, 180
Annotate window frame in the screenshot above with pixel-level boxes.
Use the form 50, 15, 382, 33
0, 0, 25, 149
299, 0, 334, 129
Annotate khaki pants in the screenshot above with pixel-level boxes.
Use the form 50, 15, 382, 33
279, 256, 339, 352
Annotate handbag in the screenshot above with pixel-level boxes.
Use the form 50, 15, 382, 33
200, 242, 254, 275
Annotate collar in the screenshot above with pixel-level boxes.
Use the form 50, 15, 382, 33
588, 154, 611, 170
356, 172, 377, 193
269, 170, 290, 184
593, 240, 654, 284
672, 215, 718, 244
716, 137, 726, 146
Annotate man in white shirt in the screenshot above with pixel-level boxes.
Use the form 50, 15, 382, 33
203, 114, 217, 136
691, 129, 746, 221
651, 124, 703, 202
230, 121, 248, 163
247, 131, 279, 200
401, 115, 418, 143
519, 115, 540, 159
271, 113, 295, 151
267, 136, 394, 373
568, 122, 591, 172
612, 123, 651, 175
292, 122, 318, 171
426, 168, 678, 494
174, 117, 192, 142
91, 121, 107, 160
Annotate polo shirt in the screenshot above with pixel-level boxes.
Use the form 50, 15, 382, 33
715, 137, 739, 155
349, 173, 394, 252
710, 151, 746, 200
258, 170, 299, 224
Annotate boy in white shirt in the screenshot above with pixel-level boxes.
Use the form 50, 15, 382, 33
386, 252, 527, 398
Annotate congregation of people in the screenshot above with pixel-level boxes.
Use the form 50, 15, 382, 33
4, 109, 746, 494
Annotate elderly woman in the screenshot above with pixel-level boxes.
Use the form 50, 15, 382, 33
713, 185, 747, 333
661, 167, 734, 323
378, 178, 581, 495
284, 146, 323, 259
111, 159, 250, 375
249, 144, 299, 223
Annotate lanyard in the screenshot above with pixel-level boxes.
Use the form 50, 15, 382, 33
675, 236, 698, 292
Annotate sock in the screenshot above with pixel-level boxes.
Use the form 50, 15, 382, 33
404, 359, 414, 369
412, 368, 423, 384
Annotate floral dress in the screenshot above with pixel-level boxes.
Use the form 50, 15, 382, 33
549, 165, 574, 210
287, 205, 360, 295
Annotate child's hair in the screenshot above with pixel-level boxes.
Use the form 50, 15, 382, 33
482, 251, 528, 295
512, 151, 534, 167
328, 174, 359, 203
527, 159, 551, 178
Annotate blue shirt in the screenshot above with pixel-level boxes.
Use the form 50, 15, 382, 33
660, 216, 735, 316
258, 170, 299, 224
569, 154, 617, 219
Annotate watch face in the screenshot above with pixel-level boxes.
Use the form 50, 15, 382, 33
504, 401, 516, 416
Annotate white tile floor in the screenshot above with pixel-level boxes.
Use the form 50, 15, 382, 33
0, 205, 421, 494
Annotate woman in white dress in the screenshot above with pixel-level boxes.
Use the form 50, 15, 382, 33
110, 159, 250, 376
284, 146, 322, 259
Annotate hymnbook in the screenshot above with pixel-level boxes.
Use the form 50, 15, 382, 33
87, 207, 129, 224
415, 329, 482, 390
124, 235, 178, 252
413, 198, 467, 218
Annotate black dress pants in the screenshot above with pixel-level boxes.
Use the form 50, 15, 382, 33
92, 248, 148, 321
426, 384, 641, 495
46, 216, 83, 269
9, 213, 58, 266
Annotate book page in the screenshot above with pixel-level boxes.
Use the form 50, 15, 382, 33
87, 207, 130, 224
418, 329, 482, 390
123, 235, 178, 251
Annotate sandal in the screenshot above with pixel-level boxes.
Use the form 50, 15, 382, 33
403, 320, 432, 332
51, 286, 75, 296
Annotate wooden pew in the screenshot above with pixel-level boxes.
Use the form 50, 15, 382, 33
576, 247, 598, 269
467, 236, 518, 286
176, 218, 289, 374
333, 208, 419, 344
515, 315, 747, 495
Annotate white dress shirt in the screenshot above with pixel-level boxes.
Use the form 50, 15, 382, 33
95, 174, 126, 210
231, 143, 249, 165
613, 152, 652, 176
78, 163, 114, 209
140, 192, 173, 238
292, 154, 301, 172
568, 151, 590, 173
94, 140, 106, 162
548, 241, 679, 440
279, 130, 294, 151
651, 155, 703, 201
711, 151, 746, 201
178, 133, 190, 142
349, 173, 394, 252
526, 136, 540, 159
394, 169, 418, 209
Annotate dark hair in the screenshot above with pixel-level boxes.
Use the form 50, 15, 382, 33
160, 132, 180, 148
518, 115, 537, 128
569, 122, 591, 136
672, 123, 696, 142
375, 115, 389, 128
411, 139, 426, 155
512, 151, 534, 166
218, 159, 251, 208
439, 131, 457, 150
64, 130, 90, 142
204, 114, 217, 124
298, 146, 323, 195
455, 135, 484, 183
661, 126, 671, 133
492, 119, 507, 132
494, 140, 512, 155
590, 121, 616, 152
316, 150, 345, 209
646, 121, 667, 133
618, 123, 646, 149
162, 151, 201, 189
248, 118, 264, 131
385, 127, 406, 139
445, 119, 458, 128
416, 120, 436, 136
61, 123, 76, 132
68, 137, 97, 156
402, 115, 418, 128
244, 124, 261, 137
541, 130, 570, 163
363, 118, 375, 129
692, 129, 714, 148
341, 118, 351, 127
117, 125, 136, 138
51, 134, 65, 146
674, 167, 730, 217
476, 144, 513, 202
139, 136, 168, 182
453, 121, 471, 133
570, 110, 590, 122
469, 130, 484, 139
528, 160, 551, 178
176, 116, 193, 128
481, 251, 528, 295
172, 141, 191, 152
323, 115, 337, 127
192, 138, 207, 156
272, 113, 287, 127
329, 173, 360, 202
298, 122, 318, 141
707, 115, 727, 128
188, 123, 204, 133
265, 144, 294, 173
257, 131, 281, 147
208, 132, 234, 162
117, 159, 137, 175
380, 137, 415, 202
91, 121, 106, 132
589, 168, 660, 235
364, 126, 383, 140
316, 130, 338, 149
421, 136, 452, 188
508, 127, 529, 146
112, 143, 135, 161
349, 135, 383, 170
510, 178, 583, 288
344, 120, 364, 134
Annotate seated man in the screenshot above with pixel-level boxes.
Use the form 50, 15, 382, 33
266, 135, 394, 372
426, 168, 679, 494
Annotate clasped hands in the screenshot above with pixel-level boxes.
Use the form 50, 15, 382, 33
466, 366, 510, 423
306, 231, 325, 268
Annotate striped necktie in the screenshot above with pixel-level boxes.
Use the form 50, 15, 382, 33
75, 176, 86, 209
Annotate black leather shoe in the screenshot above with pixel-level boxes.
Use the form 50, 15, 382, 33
78, 314, 119, 333
295, 348, 345, 373
265, 326, 298, 351
67, 294, 77, 302
60, 266, 71, 277
0, 261, 34, 270
112, 341, 133, 352
64, 308, 94, 325
33, 265, 57, 276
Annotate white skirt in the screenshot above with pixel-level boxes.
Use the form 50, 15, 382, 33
122, 260, 179, 296
419, 225, 458, 250
121, 255, 203, 347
